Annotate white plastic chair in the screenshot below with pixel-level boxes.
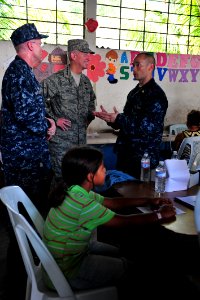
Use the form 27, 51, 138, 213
188, 152, 200, 188
169, 124, 188, 151
0, 185, 118, 300
177, 136, 200, 170
169, 123, 188, 135
190, 152, 200, 174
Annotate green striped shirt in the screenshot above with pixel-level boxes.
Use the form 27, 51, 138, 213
43, 185, 115, 278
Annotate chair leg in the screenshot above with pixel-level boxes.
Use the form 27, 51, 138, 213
25, 279, 31, 300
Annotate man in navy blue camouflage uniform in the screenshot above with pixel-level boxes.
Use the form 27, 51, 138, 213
1, 23, 55, 215
94, 52, 168, 179
1, 23, 56, 300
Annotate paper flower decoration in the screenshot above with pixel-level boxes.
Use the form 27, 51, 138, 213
87, 54, 106, 83
85, 18, 98, 32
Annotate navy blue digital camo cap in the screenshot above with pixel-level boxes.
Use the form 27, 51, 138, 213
10, 23, 49, 47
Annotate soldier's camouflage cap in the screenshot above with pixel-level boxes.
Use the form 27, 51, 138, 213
68, 39, 95, 54
11, 23, 49, 47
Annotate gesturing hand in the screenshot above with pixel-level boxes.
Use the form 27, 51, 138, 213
99, 105, 108, 113
93, 105, 119, 123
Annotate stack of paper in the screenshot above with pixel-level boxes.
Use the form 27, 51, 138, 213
165, 159, 190, 192
137, 205, 185, 215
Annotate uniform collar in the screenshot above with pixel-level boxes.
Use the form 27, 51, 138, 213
68, 185, 89, 197
137, 78, 155, 90
15, 55, 32, 70
64, 64, 83, 78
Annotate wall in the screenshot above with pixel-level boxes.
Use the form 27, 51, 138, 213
1, 40, 200, 132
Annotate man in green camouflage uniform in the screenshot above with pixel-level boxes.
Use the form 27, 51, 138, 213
41, 39, 96, 183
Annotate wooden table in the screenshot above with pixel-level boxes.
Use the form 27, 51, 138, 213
87, 132, 175, 145
113, 181, 199, 235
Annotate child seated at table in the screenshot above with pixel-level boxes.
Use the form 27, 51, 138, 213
174, 110, 200, 162
43, 145, 175, 299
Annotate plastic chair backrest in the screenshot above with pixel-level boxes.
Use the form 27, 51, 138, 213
169, 124, 188, 135
190, 152, 200, 173
177, 136, 200, 169
0, 186, 118, 300
0, 185, 44, 236
0, 186, 75, 300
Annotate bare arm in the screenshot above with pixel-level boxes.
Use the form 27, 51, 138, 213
102, 196, 175, 227
105, 204, 176, 227
103, 197, 173, 211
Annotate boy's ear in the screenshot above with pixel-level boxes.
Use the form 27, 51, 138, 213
87, 172, 93, 183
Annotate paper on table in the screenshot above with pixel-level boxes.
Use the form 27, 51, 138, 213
175, 195, 196, 208
175, 207, 186, 215
137, 206, 185, 215
165, 159, 190, 192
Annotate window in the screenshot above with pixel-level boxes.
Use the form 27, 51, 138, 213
96, 0, 200, 54
1, 0, 200, 53
0, 0, 84, 45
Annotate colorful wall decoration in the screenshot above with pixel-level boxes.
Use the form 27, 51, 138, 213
33, 46, 200, 85
87, 50, 200, 84
34, 47, 67, 82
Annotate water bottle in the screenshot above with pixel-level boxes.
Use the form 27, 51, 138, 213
155, 161, 167, 193
140, 152, 150, 182
171, 151, 178, 159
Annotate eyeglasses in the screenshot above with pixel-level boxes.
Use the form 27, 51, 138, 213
30, 41, 44, 47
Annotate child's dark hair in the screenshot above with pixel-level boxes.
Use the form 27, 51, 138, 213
48, 146, 103, 208
186, 110, 200, 127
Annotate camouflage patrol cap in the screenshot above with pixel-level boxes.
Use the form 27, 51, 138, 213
68, 39, 95, 54
10, 23, 49, 47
